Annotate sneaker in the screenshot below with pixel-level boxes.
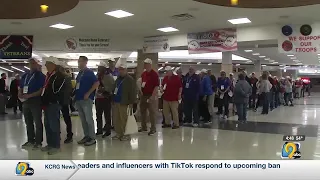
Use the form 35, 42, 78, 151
32, 144, 42, 150
102, 132, 111, 138
64, 137, 73, 144
21, 142, 34, 148
77, 137, 89, 145
219, 114, 224, 119
290, 104, 294, 107
192, 123, 199, 127
84, 138, 96, 146
112, 135, 121, 140
41, 145, 51, 152
172, 125, 179, 129
148, 130, 156, 136
96, 131, 103, 136
138, 128, 148, 133
162, 124, 171, 128
48, 148, 60, 155
253, 109, 257, 112
120, 135, 131, 141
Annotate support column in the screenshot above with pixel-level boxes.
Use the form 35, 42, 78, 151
221, 52, 233, 75
253, 60, 262, 77
136, 49, 158, 78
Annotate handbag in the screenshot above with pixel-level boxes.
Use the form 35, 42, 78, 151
124, 108, 138, 135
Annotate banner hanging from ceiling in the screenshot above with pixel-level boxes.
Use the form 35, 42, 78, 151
278, 24, 320, 53
187, 28, 237, 54
0, 35, 33, 59
143, 36, 170, 53
65, 37, 110, 52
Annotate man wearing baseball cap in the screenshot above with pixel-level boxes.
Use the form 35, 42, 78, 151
19, 58, 46, 149
106, 58, 119, 78
112, 63, 136, 141
139, 58, 159, 136
41, 57, 68, 155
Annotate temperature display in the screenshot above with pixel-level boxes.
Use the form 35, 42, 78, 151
283, 135, 305, 142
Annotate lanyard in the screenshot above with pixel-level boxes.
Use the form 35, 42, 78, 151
24, 73, 35, 86
186, 75, 192, 83
44, 71, 55, 89
116, 79, 125, 89
77, 69, 86, 82
52, 76, 65, 94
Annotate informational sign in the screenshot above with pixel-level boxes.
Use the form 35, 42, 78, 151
0, 35, 33, 59
278, 24, 320, 53
65, 37, 110, 52
143, 36, 170, 53
187, 28, 237, 54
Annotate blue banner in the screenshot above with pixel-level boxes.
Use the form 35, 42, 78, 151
0, 35, 33, 59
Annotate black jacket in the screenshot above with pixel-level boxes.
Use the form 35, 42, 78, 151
10, 79, 19, 97
0, 78, 6, 94
42, 71, 68, 106
210, 75, 217, 92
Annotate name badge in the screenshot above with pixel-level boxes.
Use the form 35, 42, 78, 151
141, 82, 146, 88
114, 87, 118, 95
163, 84, 167, 90
76, 83, 80, 90
185, 83, 190, 88
113, 76, 117, 81
23, 86, 28, 94
221, 85, 224, 90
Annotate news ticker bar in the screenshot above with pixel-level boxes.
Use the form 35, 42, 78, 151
4, 160, 320, 180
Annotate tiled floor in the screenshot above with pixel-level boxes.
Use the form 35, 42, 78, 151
0, 94, 320, 160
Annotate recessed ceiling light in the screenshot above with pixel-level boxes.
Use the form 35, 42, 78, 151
279, 64, 285, 66
105, 10, 134, 18
24, 66, 30, 70
259, 56, 266, 58
297, 63, 303, 65
11, 66, 25, 72
50, 23, 74, 29
165, 61, 168, 64
272, 62, 278, 64
197, 62, 201, 64
290, 57, 297, 59
228, 18, 251, 25
287, 55, 295, 57
262, 65, 266, 67
178, 63, 182, 65
208, 63, 212, 65
2, 60, 6, 62
252, 53, 260, 56
0, 66, 13, 72
236, 64, 240, 66
244, 50, 253, 52
157, 27, 179, 32
265, 58, 270, 60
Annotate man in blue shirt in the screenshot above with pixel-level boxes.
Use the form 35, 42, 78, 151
182, 66, 200, 127
19, 58, 45, 149
217, 70, 231, 119
106, 59, 119, 77
199, 69, 213, 123
75, 56, 100, 146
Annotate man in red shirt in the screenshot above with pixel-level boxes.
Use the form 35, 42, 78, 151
139, 58, 159, 136
162, 66, 182, 129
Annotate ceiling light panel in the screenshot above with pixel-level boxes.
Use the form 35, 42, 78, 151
50, 23, 74, 29
11, 66, 25, 72
157, 27, 179, 32
287, 55, 295, 57
252, 53, 260, 56
244, 50, 253, 52
105, 10, 134, 18
0, 66, 13, 72
228, 18, 251, 25
259, 56, 266, 58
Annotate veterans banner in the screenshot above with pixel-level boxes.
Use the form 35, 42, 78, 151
143, 36, 170, 53
0, 35, 33, 59
187, 28, 237, 54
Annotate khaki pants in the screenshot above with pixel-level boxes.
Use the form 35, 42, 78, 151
163, 100, 179, 126
112, 103, 128, 137
207, 93, 215, 116
140, 95, 157, 131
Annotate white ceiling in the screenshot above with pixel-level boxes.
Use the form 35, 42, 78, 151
1, 0, 320, 66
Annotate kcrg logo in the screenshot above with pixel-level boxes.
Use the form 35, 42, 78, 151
16, 162, 34, 176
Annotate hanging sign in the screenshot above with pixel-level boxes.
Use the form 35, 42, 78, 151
0, 35, 33, 59
143, 36, 170, 53
187, 28, 237, 54
65, 37, 110, 52
278, 24, 320, 53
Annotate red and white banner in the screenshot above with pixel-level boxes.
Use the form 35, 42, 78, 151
187, 28, 237, 54
278, 24, 320, 53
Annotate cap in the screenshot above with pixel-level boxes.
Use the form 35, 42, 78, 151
44, 56, 59, 65
201, 69, 207, 73
98, 61, 107, 67
118, 63, 127, 69
165, 66, 172, 71
229, 73, 234, 76
144, 58, 152, 64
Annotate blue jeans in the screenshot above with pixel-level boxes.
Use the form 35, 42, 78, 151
262, 92, 269, 114
44, 103, 61, 148
75, 99, 95, 139
235, 103, 248, 121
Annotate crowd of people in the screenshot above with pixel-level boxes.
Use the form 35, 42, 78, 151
0, 56, 312, 155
